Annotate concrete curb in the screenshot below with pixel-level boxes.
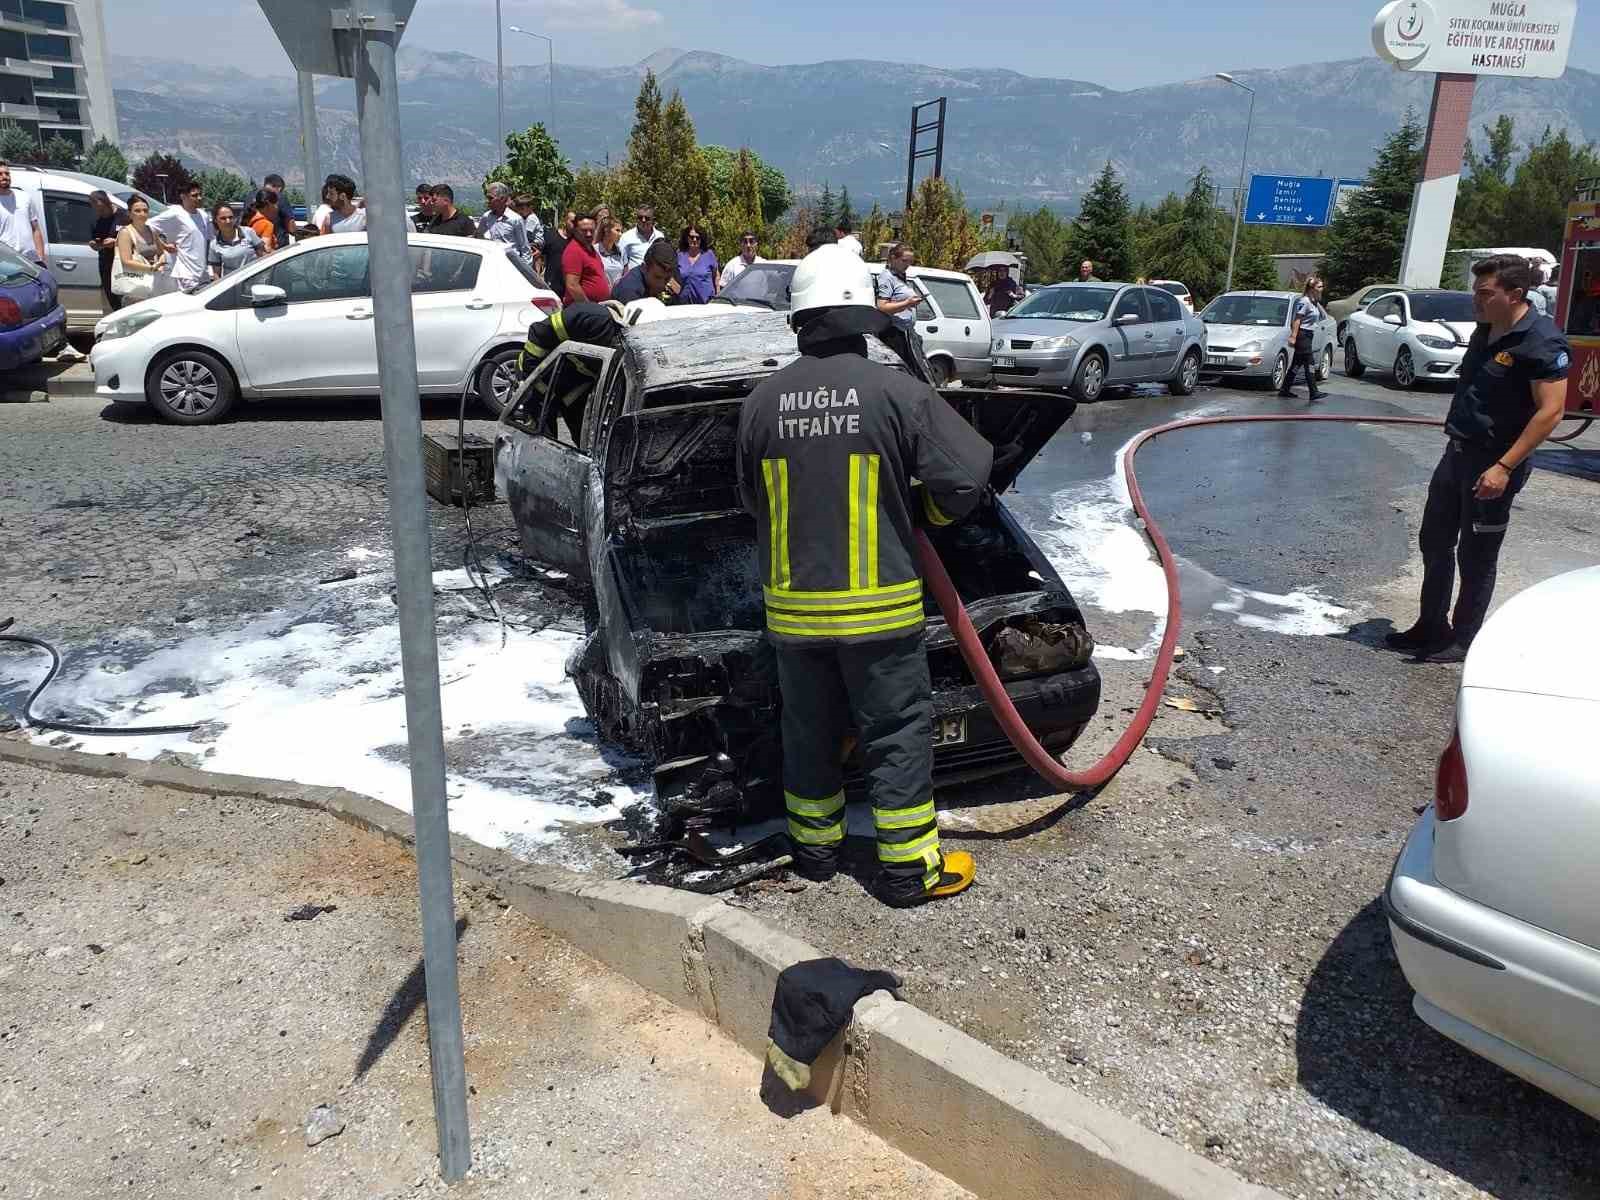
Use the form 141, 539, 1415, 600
0, 739, 1288, 1200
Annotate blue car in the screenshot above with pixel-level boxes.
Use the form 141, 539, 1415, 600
0, 244, 67, 372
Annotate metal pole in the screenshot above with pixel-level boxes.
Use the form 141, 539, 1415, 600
298, 69, 321, 214
494, 0, 503, 165
905, 104, 918, 211
932, 97, 945, 183
351, 0, 471, 1180
547, 38, 553, 128
1223, 80, 1254, 294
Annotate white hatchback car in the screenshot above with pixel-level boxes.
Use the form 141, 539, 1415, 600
1387, 565, 1600, 1120
90, 232, 560, 424
1343, 288, 1475, 388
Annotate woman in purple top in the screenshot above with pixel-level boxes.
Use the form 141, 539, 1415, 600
676, 224, 720, 304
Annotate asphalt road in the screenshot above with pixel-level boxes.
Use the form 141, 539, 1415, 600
3, 369, 1599, 1200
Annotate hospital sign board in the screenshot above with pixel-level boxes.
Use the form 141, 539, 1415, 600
1372, 0, 1578, 79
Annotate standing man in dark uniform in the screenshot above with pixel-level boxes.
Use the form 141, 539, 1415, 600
736, 246, 994, 907
514, 300, 627, 442
1386, 255, 1571, 663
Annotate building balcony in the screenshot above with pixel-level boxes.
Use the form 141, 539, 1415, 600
0, 56, 53, 79
38, 118, 85, 130
0, 99, 46, 119
31, 86, 83, 99
0, 14, 55, 36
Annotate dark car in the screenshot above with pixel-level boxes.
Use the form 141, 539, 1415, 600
494, 310, 1101, 832
0, 245, 66, 372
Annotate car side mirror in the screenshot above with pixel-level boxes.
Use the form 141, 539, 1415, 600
1116, 312, 1140, 324
1382, 313, 1402, 326
250, 284, 287, 306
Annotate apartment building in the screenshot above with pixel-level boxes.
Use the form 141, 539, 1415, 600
0, 0, 117, 155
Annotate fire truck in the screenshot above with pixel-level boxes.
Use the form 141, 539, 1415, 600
1553, 175, 1600, 442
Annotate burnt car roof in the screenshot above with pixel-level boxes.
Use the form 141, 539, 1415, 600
618, 310, 906, 391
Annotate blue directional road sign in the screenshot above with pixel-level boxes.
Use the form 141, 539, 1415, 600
1243, 174, 1338, 227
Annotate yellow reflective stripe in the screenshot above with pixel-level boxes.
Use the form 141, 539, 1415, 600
761, 458, 790, 589
874, 800, 936, 831
521, 341, 548, 360
550, 308, 568, 342
877, 829, 941, 864
764, 580, 920, 607
766, 601, 923, 629
785, 791, 844, 818
766, 597, 919, 620
789, 818, 844, 845
922, 487, 954, 527
767, 610, 924, 638
848, 453, 880, 591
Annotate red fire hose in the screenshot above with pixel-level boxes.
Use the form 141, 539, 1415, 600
915, 413, 1451, 791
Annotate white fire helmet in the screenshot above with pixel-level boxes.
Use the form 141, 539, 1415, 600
787, 244, 876, 327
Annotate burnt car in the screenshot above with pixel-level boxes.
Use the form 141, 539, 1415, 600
494, 309, 1100, 831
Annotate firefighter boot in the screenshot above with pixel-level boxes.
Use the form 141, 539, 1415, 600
877, 850, 976, 908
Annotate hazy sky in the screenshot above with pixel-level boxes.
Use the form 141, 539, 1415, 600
108, 0, 1599, 89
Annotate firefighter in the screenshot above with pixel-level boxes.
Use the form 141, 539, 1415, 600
515, 300, 628, 441
735, 245, 995, 908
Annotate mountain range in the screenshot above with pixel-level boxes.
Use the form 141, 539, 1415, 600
110, 48, 1600, 212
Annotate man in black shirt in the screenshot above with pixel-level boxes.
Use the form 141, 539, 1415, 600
88, 190, 129, 312
261, 174, 301, 245
426, 184, 476, 237
611, 238, 681, 304
542, 209, 575, 301
1386, 255, 1571, 663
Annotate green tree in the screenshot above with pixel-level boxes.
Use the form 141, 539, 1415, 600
0, 125, 41, 164
484, 123, 574, 220
80, 136, 128, 182
1068, 161, 1134, 280
196, 168, 253, 211
615, 75, 710, 237
815, 181, 836, 233
571, 164, 622, 217
702, 146, 792, 226
837, 186, 856, 232
41, 135, 79, 169
1450, 115, 1516, 248
858, 202, 892, 259
899, 176, 981, 271
1500, 126, 1600, 254
131, 153, 196, 204
1321, 111, 1423, 294
708, 147, 765, 262
772, 205, 816, 258
1142, 167, 1230, 301
1012, 205, 1072, 283
1232, 225, 1279, 291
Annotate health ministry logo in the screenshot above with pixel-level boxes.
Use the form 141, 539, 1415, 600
1373, 0, 1436, 65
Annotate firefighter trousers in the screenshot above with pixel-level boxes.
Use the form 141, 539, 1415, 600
774, 632, 943, 899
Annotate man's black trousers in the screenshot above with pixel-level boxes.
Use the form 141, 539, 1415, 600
1418, 440, 1533, 644
774, 632, 943, 899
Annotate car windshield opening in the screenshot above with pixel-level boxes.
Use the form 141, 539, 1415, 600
1007, 285, 1116, 321
1202, 296, 1289, 325
1409, 293, 1475, 323
720, 263, 796, 310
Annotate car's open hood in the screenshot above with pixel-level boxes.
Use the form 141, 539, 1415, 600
604, 386, 1068, 532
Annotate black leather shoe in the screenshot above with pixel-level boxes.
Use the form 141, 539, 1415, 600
1414, 641, 1470, 664
1277, 390, 1297, 398
1384, 622, 1452, 652
791, 855, 838, 883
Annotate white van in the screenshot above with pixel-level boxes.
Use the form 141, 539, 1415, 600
8, 168, 168, 334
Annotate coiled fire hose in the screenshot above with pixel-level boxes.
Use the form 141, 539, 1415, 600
915, 412, 1459, 791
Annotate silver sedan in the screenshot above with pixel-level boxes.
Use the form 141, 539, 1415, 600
1197, 291, 1337, 390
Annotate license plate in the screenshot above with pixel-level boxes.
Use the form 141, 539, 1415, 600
41, 324, 64, 354
1206, 354, 1226, 367
993, 355, 1015, 368
932, 715, 967, 747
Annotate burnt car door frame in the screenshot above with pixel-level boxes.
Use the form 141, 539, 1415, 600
494, 342, 615, 578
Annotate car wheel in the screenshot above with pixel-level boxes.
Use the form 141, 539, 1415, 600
1167, 349, 1201, 396
1394, 346, 1417, 389
1316, 344, 1334, 382
146, 349, 237, 425
1335, 320, 1347, 346
1071, 351, 1107, 402
1269, 352, 1288, 392
926, 356, 952, 387
474, 346, 523, 417
1343, 338, 1366, 379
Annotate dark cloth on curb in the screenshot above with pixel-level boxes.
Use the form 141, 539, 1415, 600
765, 957, 901, 1090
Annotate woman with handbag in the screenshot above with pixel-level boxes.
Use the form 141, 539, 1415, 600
111, 196, 165, 305
1279, 275, 1325, 401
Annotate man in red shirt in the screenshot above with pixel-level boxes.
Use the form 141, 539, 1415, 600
561, 213, 610, 306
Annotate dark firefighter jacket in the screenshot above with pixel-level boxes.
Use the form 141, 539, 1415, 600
516, 302, 621, 441
736, 350, 994, 645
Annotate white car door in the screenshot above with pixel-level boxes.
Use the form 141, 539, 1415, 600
235, 243, 376, 393
912, 272, 991, 382
1358, 293, 1400, 365
407, 243, 502, 389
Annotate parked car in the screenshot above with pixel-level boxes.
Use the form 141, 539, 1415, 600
493, 309, 1102, 831
1386, 565, 1600, 1121
989, 282, 1206, 401
1198, 290, 1337, 389
88, 232, 560, 424
8, 167, 168, 335
1326, 282, 1405, 346
716, 259, 993, 386
1147, 279, 1194, 311
1343, 289, 1474, 388
0, 242, 67, 371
